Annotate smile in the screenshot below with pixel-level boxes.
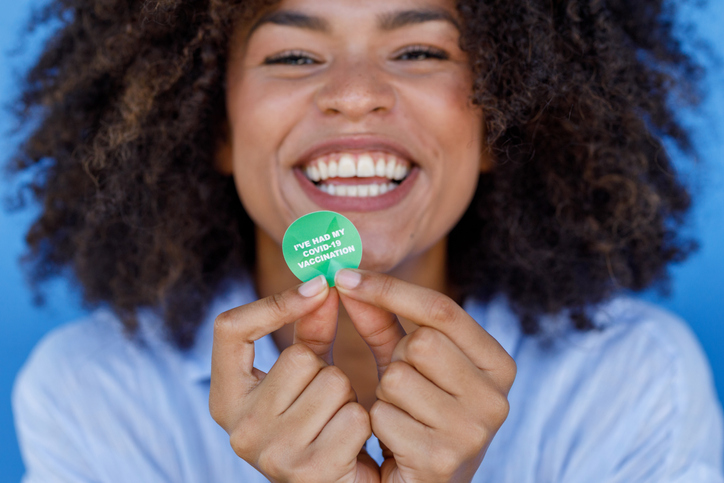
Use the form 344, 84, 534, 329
301, 152, 411, 197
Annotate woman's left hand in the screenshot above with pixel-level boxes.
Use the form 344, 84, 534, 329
335, 269, 517, 483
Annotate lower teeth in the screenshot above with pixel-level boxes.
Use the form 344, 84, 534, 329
318, 182, 398, 197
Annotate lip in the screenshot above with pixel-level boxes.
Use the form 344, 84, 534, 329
294, 167, 420, 212
294, 135, 418, 168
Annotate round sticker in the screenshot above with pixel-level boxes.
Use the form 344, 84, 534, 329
282, 211, 363, 286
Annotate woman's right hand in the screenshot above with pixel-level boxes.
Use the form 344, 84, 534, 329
209, 275, 379, 482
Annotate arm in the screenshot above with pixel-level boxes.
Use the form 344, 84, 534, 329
549, 311, 724, 483
13, 339, 100, 483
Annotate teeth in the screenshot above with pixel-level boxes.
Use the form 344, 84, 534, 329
357, 154, 375, 177
317, 182, 398, 197
385, 158, 397, 179
338, 154, 356, 177
328, 159, 338, 178
375, 158, 386, 177
303, 152, 411, 182
394, 164, 406, 180
317, 160, 328, 180
310, 165, 321, 181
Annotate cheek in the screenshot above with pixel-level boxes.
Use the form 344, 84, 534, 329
225, 77, 309, 227
398, 70, 481, 157
433, 84, 481, 156
404, 73, 483, 241
228, 77, 299, 161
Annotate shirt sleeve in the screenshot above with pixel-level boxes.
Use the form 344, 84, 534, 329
549, 313, 724, 483
12, 331, 100, 483
12, 318, 188, 483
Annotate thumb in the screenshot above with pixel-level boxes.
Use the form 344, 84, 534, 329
338, 293, 406, 379
293, 284, 339, 365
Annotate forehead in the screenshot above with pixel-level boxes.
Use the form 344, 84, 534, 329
268, 0, 457, 14
246, 0, 461, 36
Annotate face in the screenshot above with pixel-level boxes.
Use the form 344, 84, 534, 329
220, 0, 487, 273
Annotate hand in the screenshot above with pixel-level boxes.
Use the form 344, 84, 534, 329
335, 269, 517, 483
209, 275, 380, 482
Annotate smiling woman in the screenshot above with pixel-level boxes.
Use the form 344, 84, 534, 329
220, 1, 484, 278
8, 0, 724, 482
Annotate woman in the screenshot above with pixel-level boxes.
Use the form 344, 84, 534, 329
11, 0, 723, 481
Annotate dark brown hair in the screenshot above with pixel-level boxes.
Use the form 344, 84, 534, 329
9, 0, 703, 348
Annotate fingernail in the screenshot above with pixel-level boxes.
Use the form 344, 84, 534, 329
335, 269, 361, 289
299, 275, 327, 297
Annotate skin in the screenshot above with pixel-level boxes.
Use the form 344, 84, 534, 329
211, 0, 516, 481
218, 0, 486, 272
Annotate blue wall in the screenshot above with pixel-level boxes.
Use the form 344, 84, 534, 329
1, 1, 723, 480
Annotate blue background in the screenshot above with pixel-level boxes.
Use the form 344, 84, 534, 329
1, 1, 723, 480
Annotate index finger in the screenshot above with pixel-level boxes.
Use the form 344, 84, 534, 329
334, 269, 509, 371
210, 275, 329, 399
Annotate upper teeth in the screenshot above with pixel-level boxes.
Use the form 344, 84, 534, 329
304, 152, 411, 182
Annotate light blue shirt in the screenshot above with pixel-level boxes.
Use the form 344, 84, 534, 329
13, 279, 724, 482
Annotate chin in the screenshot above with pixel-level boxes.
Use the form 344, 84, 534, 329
357, 248, 408, 274
359, 253, 399, 273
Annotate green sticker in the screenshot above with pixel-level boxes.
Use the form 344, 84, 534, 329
282, 211, 363, 286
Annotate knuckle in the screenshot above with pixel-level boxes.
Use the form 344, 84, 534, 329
407, 326, 439, 357
470, 425, 492, 454
227, 409, 262, 459
319, 365, 351, 393
256, 447, 283, 479
229, 427, 255, 460
369, 400, 389, 428
258, 442, 299, 480
283, 343, 319, 368
502, 356, 517, 388
431, 446, 459, 479
487, 392, 511, 426
343, 401, 371, 430
379, 274, 397, 297
380, 360, 407, 393
456, 420, 489, 455
426, 295, 458, 325
266, 292, 289, 319
213, 310, 235, 335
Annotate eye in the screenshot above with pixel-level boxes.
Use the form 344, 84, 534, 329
395, 45, 449, 61
263, 50, 320, 65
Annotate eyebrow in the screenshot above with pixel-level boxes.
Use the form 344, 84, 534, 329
378, 8, 460, 32
247, 7, 461, 37
249, 11, 330, 36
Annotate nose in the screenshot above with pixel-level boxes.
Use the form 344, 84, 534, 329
314, 57, 395, 121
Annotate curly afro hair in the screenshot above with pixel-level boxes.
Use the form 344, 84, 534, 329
9, 0, 703, 349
